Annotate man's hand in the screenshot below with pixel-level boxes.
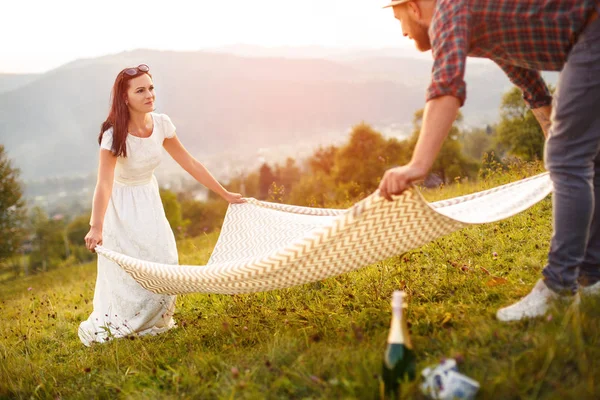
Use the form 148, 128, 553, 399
378, 164, 428, 201
377, 95, 460, 201
531, 105, 552, 137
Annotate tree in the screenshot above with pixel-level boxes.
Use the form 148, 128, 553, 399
333, 123, 393, 195
258, 163, 276, 200
289, 124, 413, 205
66, 213, 95, 264
308, 145, 338, 175
461, 127, 494, 161
382, 137, 413, 169
276, 158, 301, 191
496, 87, 547, 161
289, 172, 335, 207
66, 213, 91, 245
410, 109, 478, 183
271, 158, 302, 202
0, 145, 27, 263
160, 189, 189, 239
29, 207, 68, 272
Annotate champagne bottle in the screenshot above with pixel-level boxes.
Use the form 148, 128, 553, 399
382, 291, 416, 398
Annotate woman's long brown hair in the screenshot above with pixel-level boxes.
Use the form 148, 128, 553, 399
98, 68, 152, 157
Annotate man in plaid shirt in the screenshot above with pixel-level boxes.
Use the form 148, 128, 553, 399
379, 0, 600, 321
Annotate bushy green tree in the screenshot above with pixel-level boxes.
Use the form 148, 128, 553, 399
289, 172, 336, 207
461, 126, 495, 161
333, 123, 403, 194
410, 109, 478, 183
29, 207, 68, 273
496, 87, 548, 161
308, 145, 338, 175
0, 145, 27, 263
289, 124, 413, 205
160, 189, 189, 239
66, 213, 95, 264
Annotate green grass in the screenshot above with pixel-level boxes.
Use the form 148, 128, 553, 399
1, 165, 599, 399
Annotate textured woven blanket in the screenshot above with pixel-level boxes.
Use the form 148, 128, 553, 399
96, 173, 552, 295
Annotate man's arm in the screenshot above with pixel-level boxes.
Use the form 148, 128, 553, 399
495, 61, 553, 137
531, 105, 552, 137
378, 2, 468, 200
378, 95, 460, 201
411, 96, 462, 172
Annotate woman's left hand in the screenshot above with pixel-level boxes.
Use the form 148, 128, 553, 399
224, 191, 246, 204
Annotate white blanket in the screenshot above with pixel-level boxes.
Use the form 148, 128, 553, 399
96, 173, 552, 295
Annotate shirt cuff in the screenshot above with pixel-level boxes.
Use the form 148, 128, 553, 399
426, 81, 467, 106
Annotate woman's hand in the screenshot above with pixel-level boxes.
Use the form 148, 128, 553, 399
84, 226, 103, 253
223, 191, 246, 204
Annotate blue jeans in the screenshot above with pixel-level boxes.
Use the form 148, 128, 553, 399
543, 10, 600, 294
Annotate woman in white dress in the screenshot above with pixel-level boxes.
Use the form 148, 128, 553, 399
79, 64, 244, 346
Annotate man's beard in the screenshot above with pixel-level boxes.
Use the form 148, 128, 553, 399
412, 22, 431, 52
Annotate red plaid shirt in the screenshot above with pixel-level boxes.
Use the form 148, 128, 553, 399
427, 0, 600, 108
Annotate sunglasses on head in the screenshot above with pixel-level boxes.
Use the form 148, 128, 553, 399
123, 64, 150, 76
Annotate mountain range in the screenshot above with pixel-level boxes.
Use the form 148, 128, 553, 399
0, 47, 558, 182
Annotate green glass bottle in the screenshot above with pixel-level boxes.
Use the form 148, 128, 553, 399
382, 291, 416, 398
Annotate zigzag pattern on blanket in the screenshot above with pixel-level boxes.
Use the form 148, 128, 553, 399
207, 199, 339, 265
95, 172, 553, 295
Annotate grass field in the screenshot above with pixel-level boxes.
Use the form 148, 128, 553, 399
1, 163, 599, 399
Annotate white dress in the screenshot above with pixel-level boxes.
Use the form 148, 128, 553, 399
78, 113, 178, 346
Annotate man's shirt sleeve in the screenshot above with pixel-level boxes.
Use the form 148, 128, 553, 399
426, 3, 470, 106
494, 60, 553, 109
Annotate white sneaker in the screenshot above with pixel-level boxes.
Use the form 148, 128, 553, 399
581, 281, 600, 296
496, 279, 575, 322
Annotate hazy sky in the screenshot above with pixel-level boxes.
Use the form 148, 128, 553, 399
1, 0, 418, 74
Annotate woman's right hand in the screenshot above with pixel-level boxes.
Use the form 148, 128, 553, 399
223, 191, 246, 204
84, 226, 103, 253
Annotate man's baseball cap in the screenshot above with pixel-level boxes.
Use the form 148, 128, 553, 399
382, 0, 410, 8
